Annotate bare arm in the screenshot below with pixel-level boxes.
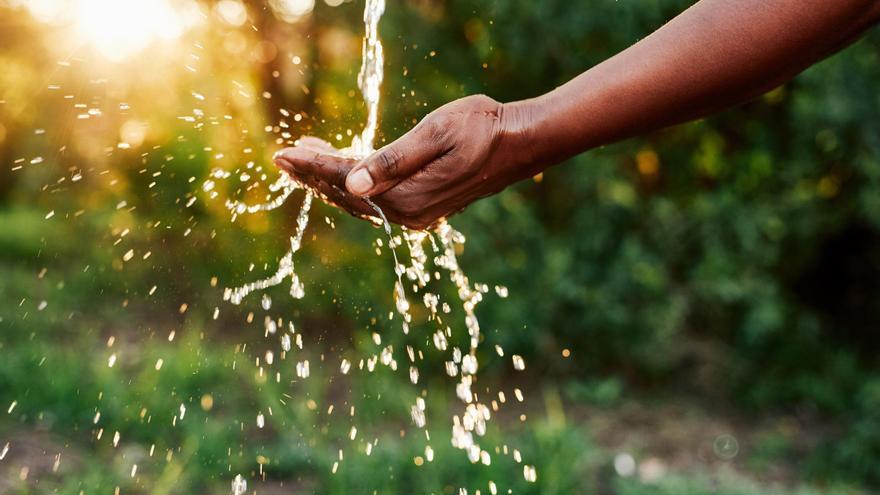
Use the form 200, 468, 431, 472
276, 0, 880, 229
506, 0, 880, 175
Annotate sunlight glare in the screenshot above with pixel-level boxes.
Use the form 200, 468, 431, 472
215, 0, 248, 26
270, 0, 315, 22
14, 0, 198, 61
15, 0, 200, 61
17, 0, 67, 22
72, 0, 192, 61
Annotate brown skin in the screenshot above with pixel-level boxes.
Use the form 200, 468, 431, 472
275, 0, 880, 230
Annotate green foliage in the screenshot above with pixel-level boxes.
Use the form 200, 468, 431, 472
1, 0, 879, 492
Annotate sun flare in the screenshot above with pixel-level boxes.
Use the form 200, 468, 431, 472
73, 0, 191, 60
16, 0, 200, 61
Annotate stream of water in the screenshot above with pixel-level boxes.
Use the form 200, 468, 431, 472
211, 1, 537, 491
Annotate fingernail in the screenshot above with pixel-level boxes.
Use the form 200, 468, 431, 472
346, 169, 374, 196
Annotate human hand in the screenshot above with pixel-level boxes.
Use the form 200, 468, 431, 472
273, 95, 536, 230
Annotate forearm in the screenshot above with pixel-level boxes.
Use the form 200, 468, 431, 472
502, 0, 880, 175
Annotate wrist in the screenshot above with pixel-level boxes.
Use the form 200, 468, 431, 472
498, 98, 546, 179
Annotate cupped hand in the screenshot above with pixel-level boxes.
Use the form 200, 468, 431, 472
273, 94, 535, 230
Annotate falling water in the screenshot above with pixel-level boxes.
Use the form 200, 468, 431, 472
351, 0, 385, 156
212, 0, 536, 490
220, 0, 385, 307
221, 185, 311, 305
231, 474, 247, 495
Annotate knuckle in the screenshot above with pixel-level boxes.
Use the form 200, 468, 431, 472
427, 113, 450, 132
418, 116, 449, 145
466, 93, 496, 108
373, 147, 403, 178
331, 167, 349, 186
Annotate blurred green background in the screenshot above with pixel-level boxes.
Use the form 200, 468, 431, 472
2, 0, 880, 493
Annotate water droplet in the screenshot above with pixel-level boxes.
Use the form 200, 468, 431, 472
231, 474, 247, 495
523, 465, 537, 483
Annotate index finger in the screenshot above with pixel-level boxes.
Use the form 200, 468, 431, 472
273, 145, 356, 189
296, 171, 376, 220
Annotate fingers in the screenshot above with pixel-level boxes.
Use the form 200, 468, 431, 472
270, 133, 451, 229
272, 137, 384, 221
274, 144, 355, 188
290, 166, 375, 219
345, 119, 447, 197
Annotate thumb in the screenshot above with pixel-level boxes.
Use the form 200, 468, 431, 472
345, 121, 445, 197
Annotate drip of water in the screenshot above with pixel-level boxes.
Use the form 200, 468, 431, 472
207, 0, 535, 486
222, 189, 312, 305
217, 0, 384, 306
231, 474, 247, 495
226, 172, 299, 216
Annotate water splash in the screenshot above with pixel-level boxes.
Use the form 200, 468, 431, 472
205, 0, 536, 486
231, 474, 247, 495
222, 189, 312, 305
